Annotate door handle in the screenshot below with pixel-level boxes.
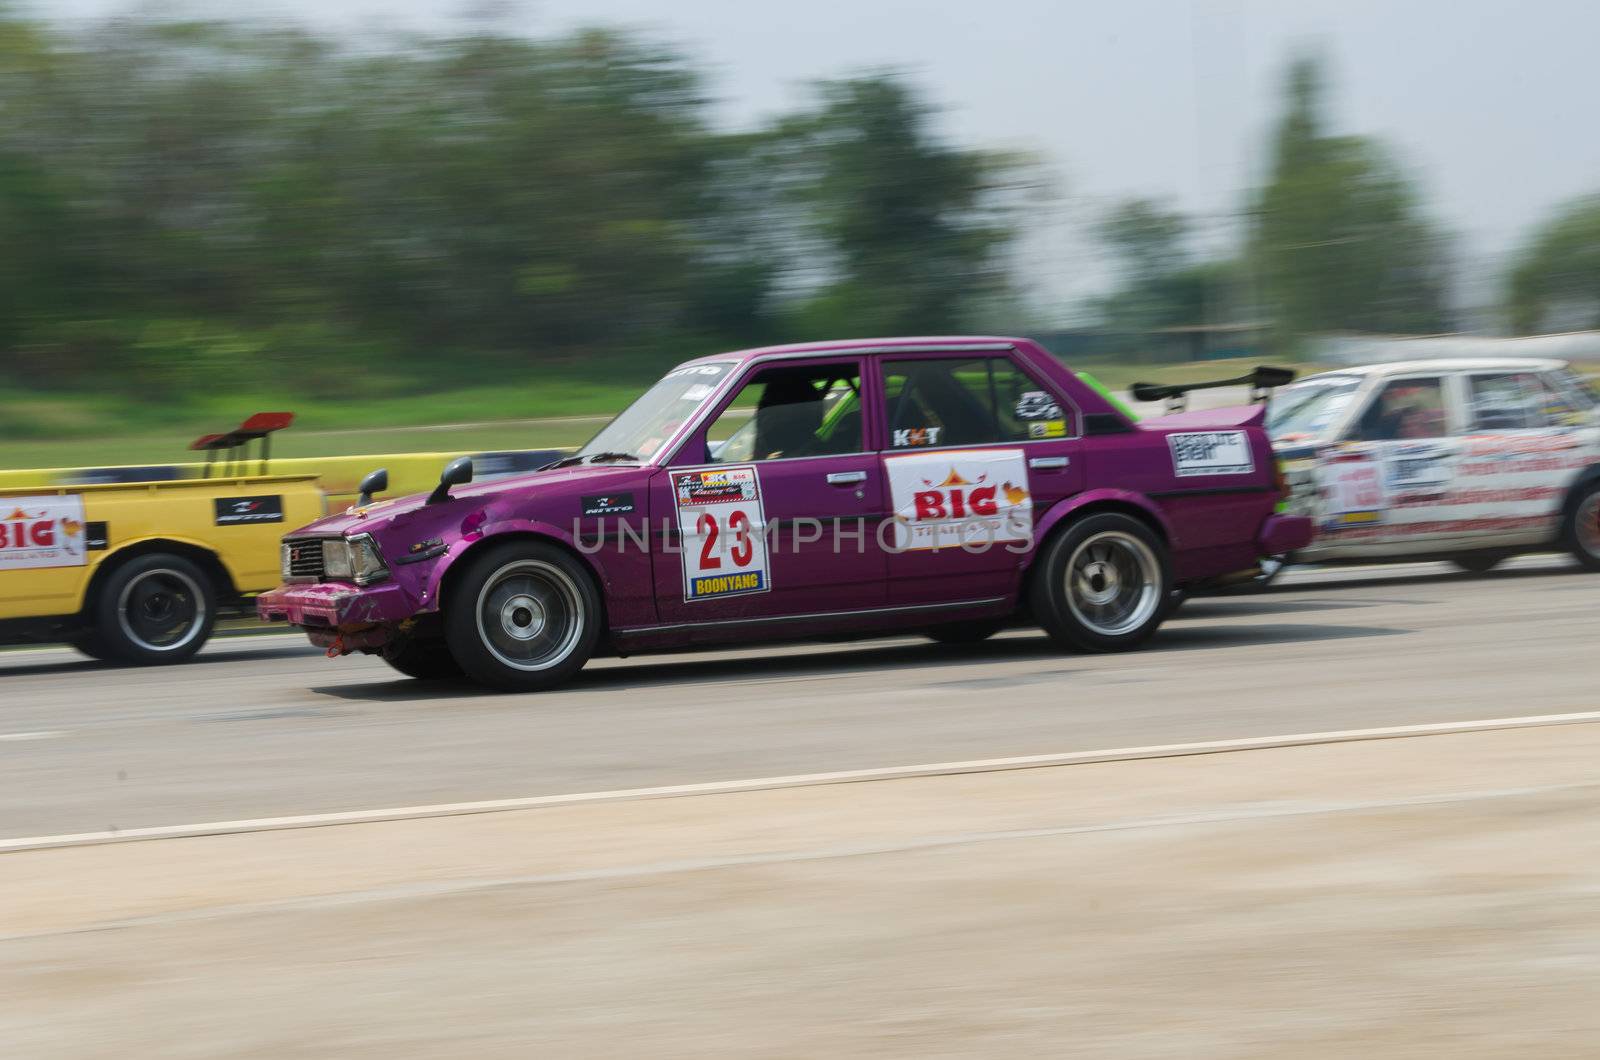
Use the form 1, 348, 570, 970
826, 471, 868, 485
1029, 456, 1069, 470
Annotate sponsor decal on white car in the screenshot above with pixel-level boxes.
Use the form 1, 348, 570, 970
1168, 431, 1255, 477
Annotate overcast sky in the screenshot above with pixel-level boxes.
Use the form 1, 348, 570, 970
39, 0, 1600, 312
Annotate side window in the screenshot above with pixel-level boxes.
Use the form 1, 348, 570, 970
1467, 372, 1557, 431
1350, 378, 1447, 442
882, 357, 1071, 449
705, 362, 862, 463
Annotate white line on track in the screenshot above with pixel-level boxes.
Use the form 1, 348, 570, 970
0, 731, 66, 742
5, 709, 1600, 853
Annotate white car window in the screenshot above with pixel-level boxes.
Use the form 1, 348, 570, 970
1467, 372, 1556, 431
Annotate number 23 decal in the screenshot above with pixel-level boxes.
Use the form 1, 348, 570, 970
696, 509, 754, 569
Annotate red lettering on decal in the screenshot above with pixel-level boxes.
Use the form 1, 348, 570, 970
914, 491, 946, 519
968, 486, 998, 516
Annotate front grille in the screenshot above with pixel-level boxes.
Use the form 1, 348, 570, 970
284, 538, 326, 581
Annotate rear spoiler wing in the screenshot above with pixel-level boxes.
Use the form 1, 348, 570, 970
190, 412, 294, 477
1129, 366, 1296, 413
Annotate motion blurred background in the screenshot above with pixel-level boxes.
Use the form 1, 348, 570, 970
4, 0, 1600, 467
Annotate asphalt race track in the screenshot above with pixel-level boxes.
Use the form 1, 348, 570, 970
2, 555, 1595, 841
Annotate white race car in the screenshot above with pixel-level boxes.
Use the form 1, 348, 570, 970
1268, 357, 1600, 574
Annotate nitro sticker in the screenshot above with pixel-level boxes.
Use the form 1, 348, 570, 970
214, 495, 284, 525
1168, 431, 1254, 477
670, 465, 770, 601
0, 495, 88, 570
886, 448, 1032, 551
581, 492, 635, 517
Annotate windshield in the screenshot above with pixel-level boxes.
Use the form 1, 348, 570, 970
1267, 377, 1363, 439
576, 361, 735, 462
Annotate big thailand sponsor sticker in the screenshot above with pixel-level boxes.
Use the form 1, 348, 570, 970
670, 465, 770, 601
886, 448, 1032, 551
0, 494, 88, 570
1167, 430, 1255, 477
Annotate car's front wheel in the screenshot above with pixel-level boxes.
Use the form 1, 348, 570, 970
1562, 479, 1600, 572
1032, 513, 1170, 652
379, 635, 464, 680
444, 541, 602, 692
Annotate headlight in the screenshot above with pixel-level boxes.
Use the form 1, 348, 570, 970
320, 534, 389, 586
348, 534, 388, 585
281, 541, 292, 581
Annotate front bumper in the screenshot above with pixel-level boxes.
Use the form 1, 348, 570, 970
1256, 513, 1314, 557
257, 580, 418, 631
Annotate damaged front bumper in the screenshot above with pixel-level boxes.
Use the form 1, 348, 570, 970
257, 581, 419, 652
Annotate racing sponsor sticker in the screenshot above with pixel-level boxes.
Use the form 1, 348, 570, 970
1014, 391, 1062, 421
0, 495, 88, 570
581, 492, 636, 517
1385, 442, 1451, 494
891, 427, 943, 448
214, 495, 284, 525
1027, 420, 1066, 439
886, 448, 1031, 551
670, 465, 770, 601
1167, 431, 1254, 477
1326, 459, 1385, 527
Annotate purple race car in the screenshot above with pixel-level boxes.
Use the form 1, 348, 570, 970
259, 337, 1311, 691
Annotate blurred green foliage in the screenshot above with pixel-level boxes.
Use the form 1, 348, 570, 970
1507, 195, 1600, 333
0, 10, 1020, 439
1249, 55, 1450, 343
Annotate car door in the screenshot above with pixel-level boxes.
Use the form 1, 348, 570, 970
648, 356, 887, 625
1321, 374, 1461, 550
876, 353, 1084, 605
1450, 369, 1589, 546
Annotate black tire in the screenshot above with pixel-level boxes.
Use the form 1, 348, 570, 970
1161, 587, 1189, 619
380, 636, 464, 680
444, 541, 602, 692
924, 619, 1004, 645
90, 552, 217, 665
1449, 552, 1505, 574
1031, 512, 1171, 652
1562, 480, 1600, 572
68, 629, 113, 662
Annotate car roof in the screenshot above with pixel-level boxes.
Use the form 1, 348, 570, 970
678, 336, 1026, 367
1300, 357, 1569, 382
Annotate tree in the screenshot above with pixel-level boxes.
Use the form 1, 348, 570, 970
776, 75, 1018, 337
1250, 55, 1450, 340
1507, 195, 1600, 333
1091, 198, 1243, 341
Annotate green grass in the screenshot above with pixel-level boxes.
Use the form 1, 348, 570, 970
0, 378, 649, 470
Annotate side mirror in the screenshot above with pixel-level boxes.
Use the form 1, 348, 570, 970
426, 456, 473, 505
357, 467, 388, 507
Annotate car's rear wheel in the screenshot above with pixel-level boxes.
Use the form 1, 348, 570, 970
444, 541, 601, 692
1032, 513, 1170, 652
90, 552, 217, 665
379, 636, 463, 680
1562, 480, 1600, 572
1450, 551, 1506, 574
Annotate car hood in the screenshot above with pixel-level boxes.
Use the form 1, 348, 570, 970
287, 462, 647, 538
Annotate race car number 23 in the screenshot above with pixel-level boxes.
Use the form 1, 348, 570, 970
670, 465, 771, 601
